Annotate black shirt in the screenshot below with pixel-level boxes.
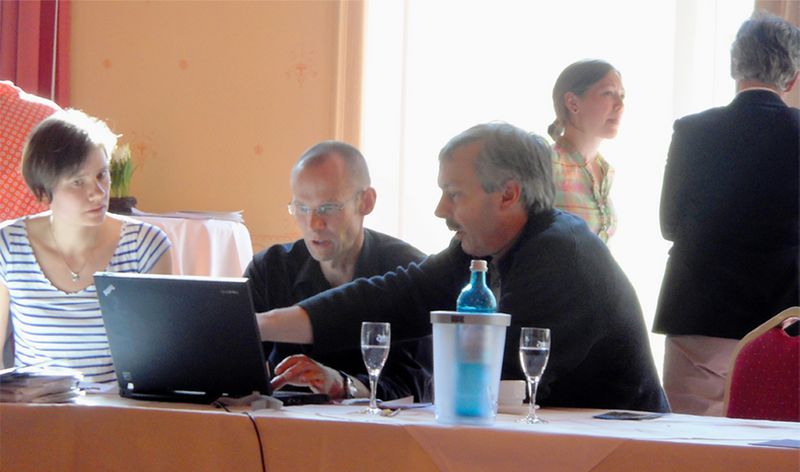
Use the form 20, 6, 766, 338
244, 228, 432, 401
300, 210, 670, 412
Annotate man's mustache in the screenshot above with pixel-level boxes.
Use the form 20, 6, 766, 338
445, 220, 461, 232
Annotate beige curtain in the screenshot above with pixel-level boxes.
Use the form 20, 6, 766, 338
754, 0, 800, 106
334, 0, 364, 146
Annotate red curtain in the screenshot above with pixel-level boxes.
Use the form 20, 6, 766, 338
0, 0, 70, 106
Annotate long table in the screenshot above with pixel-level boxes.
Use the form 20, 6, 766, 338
0, 395, 263, 471
1, 394, 798, 471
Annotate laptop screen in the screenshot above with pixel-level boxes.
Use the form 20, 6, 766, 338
95, 272, 272, 403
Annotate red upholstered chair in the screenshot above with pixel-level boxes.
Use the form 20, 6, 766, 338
723, 307, 800, 422
0, 81, 59, 222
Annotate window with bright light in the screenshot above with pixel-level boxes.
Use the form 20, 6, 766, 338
360, 0, 755, 379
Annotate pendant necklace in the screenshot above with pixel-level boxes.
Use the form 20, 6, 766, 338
48, 220, 87, 283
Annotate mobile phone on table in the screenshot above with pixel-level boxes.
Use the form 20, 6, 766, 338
593, 411, 664, 420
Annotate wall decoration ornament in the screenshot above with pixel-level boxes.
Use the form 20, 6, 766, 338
285, 45, 318, 86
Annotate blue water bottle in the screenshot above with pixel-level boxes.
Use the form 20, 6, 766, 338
457, 260, 496, 313
455, 259, 497, 418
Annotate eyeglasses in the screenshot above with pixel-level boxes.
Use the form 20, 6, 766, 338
288, 190, 364, 218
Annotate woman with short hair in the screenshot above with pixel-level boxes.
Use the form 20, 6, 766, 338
0, 109, 172, 384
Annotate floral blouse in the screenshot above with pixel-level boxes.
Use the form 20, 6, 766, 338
551, 142, 617, 242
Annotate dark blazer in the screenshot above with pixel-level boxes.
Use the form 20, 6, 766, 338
654, 90, 799, 339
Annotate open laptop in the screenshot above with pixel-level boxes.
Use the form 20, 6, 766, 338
94, 272, 328, 405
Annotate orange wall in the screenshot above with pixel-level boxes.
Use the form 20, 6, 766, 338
69, 0, 360, 251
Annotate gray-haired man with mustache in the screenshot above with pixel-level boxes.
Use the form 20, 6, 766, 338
257, 123, 669, 413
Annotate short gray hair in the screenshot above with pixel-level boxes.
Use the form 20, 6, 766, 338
439, 122, 555, 213
731, 12, 800, 90
292, 140, 371, 189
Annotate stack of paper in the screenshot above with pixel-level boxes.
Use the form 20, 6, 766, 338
0, 366, 83, 403
130, 208, 245, 223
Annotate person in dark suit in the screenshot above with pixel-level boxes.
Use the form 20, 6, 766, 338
653, 12, 800, 416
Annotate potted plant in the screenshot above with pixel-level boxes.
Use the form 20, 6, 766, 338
108, 143, 137, 214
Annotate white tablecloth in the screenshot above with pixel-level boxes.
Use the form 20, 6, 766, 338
253, 403, 800, 471
2, 395, 798, 472
133, 215, 253, 277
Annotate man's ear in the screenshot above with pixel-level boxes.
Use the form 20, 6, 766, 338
499, 180, 522, 210
783, 72, 799, 93
358, 187, 377, 215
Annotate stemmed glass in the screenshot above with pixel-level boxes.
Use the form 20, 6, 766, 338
360, 322, 391, 415
517, 327, 550, 424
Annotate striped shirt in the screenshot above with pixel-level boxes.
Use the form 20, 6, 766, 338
0, 216, 171, 383
552, 143, 617, 242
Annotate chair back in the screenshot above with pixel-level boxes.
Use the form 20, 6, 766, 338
723, 307, 800, 422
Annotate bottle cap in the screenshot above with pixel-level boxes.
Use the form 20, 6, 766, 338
469, 259, 488, 272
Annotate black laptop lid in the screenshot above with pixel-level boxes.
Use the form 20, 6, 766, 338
95, 272, 271, 402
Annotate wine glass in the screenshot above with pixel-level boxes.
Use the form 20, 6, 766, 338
360, 322, 391, 415
517, 327, 550, 424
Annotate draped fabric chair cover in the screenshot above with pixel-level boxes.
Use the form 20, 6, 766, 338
724, 307, 800, 422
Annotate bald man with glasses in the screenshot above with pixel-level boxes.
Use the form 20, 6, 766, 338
244, 141, 432, 402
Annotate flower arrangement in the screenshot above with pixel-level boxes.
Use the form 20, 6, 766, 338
110, 143, 134, 198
